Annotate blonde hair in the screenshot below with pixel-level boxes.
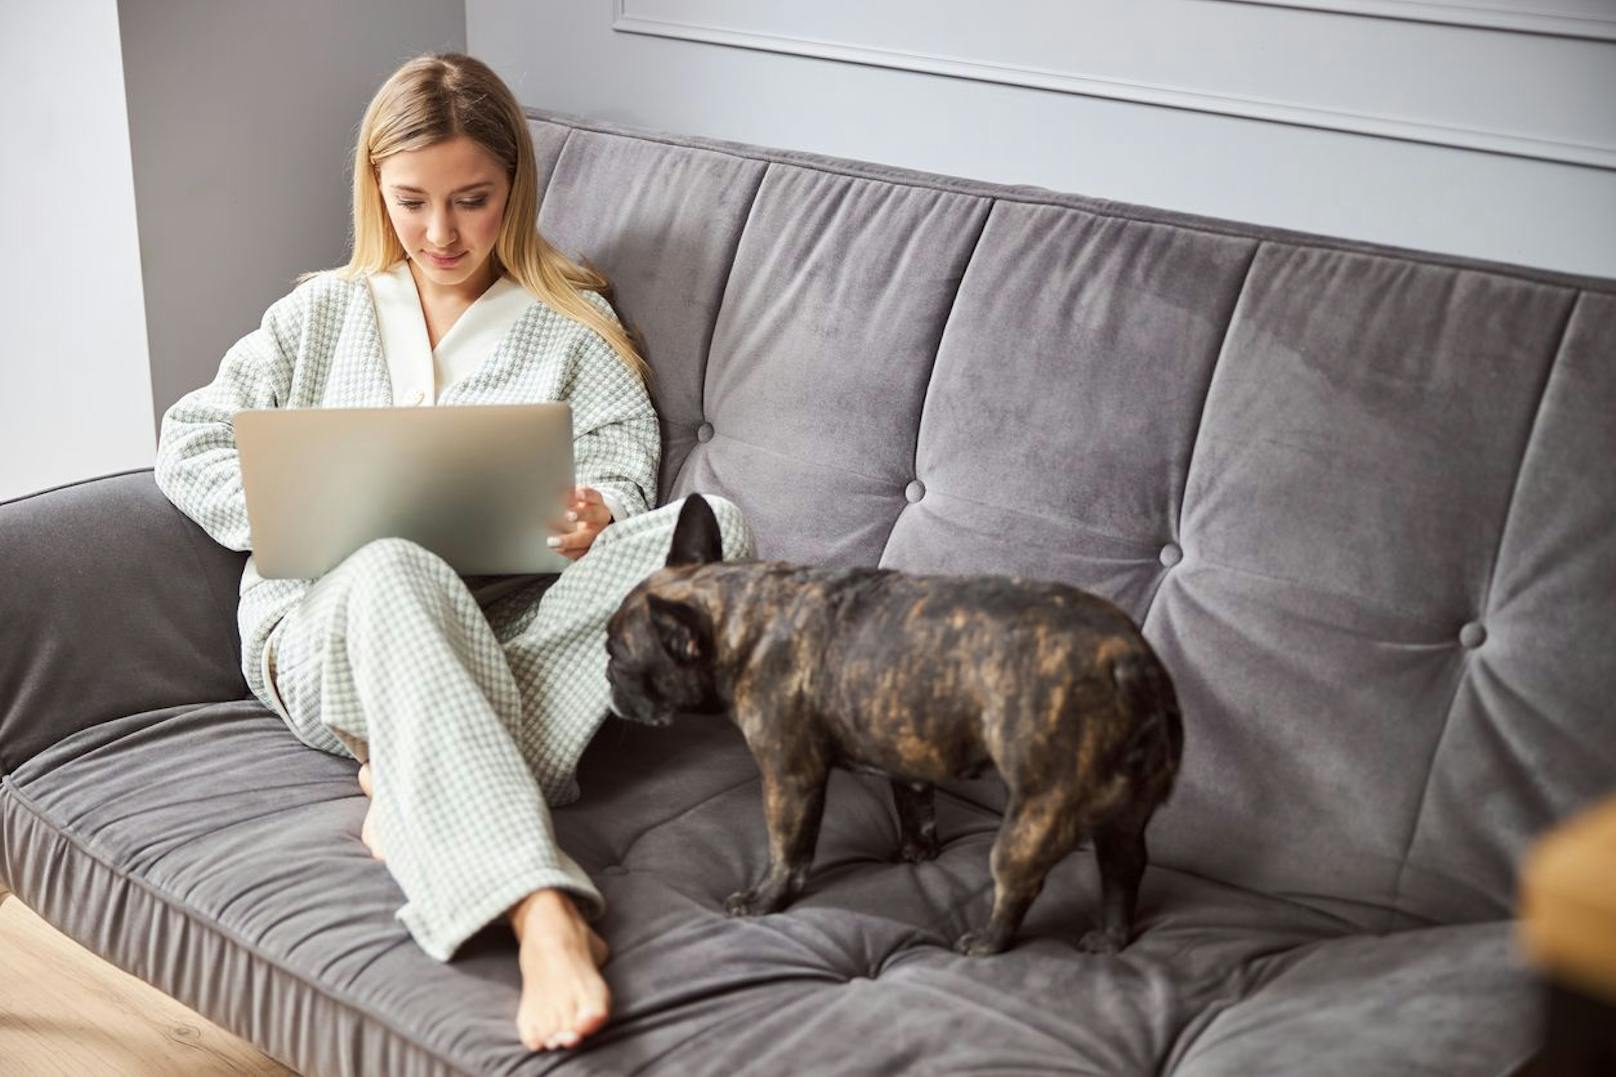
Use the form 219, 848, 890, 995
297, 51, 650, 385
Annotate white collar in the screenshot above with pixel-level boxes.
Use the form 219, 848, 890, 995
366, 259, 532, 406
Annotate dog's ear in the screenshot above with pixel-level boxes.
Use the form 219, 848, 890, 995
646, 593, 710, 663
666, 494, 724, 567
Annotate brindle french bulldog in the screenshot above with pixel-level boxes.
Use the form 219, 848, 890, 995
605, 495, 1184, 956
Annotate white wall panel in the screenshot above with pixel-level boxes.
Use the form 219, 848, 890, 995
616, 0, 1616, 167
1218, 1, 1616, 40
470, 1, 1616, 278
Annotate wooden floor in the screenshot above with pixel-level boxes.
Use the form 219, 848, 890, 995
0, 892, 297, 1076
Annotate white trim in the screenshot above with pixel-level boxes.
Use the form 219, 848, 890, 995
368, 260, 532, 406
1209, 0, 1616, 42
611, 1, 1616, 170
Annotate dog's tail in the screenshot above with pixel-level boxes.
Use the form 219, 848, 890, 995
1110, 650, 1185, 801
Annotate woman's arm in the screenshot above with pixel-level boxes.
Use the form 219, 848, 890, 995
562, 294, 661, 524
153, 289, 302, 551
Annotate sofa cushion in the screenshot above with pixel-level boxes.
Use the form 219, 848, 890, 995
1167, 922, 1538, 1076
675, 163, 994, 568
0, 470, 248, 773
535, 128, 769, 500
2, 702, 1537, 1075
880, 201, 1257, 620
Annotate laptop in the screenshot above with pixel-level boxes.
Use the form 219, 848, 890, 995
234, 402, 576, 579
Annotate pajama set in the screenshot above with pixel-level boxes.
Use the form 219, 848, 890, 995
153, 258, 756, 962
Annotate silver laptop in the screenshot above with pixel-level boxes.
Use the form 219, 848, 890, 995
235, 403, 576, 579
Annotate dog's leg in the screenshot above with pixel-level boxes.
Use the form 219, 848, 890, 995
891, 780, 940, 863
956, 795, 1070, 956
725, 764, 828, 917
1078, 799, 1152, 954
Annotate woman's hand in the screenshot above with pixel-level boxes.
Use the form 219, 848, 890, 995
548, 486, 612, 562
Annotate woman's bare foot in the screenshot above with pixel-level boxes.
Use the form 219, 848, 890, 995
508, 889, 611, 1051
356, 763, 383, 861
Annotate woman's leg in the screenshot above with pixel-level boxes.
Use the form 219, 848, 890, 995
257, 496, 755, 1049
350, 727, 612, 1052
481, 493, 756, 1048
260, 536, 611, 1052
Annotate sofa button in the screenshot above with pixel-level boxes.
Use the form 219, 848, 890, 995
601, 864, 628, 876
696, 422, 714, 443
1159, 542, 1182, 568
1459, 621, 1487, 649
905, 480, 926, 503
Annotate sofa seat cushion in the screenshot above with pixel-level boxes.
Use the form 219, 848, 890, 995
1, 703, 1537, 1075
1169, 924, 1538, 1076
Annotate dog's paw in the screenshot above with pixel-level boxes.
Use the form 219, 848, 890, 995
724, 890, 760, 917
954, 930, 1005, 957
896, 835, 941, 863
1076, 927, 1128, 955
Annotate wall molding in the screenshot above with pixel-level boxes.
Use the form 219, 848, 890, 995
612, 1, 1615, 170
1210, 0, 1616, 42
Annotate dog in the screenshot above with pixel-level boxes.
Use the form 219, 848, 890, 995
604, 495, 1184, 955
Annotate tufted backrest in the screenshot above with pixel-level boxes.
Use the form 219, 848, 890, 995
526, 108, 1616, 930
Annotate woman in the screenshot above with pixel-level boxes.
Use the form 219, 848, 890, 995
152, 52, 755, 1053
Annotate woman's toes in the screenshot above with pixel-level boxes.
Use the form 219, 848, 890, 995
568, 975, 611, 1041
525, 982, 607, 1051
521, 1000, 577, 1052
574, 995, 609, 1039
517, 1009, 549, 1051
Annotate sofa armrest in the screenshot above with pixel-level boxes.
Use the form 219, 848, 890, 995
0, 469, 248, 773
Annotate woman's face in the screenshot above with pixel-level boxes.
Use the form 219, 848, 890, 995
376, 135, 510, 291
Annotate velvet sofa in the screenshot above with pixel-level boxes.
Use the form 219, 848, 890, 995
2, 107, 1613, 1075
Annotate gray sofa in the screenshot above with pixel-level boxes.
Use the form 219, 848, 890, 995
2, 107, 1612, 1075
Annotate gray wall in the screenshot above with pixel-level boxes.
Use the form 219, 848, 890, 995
120, 0, 466, 440
469, 0, 1616, 279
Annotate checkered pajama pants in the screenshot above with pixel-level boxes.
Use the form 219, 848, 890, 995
254, 494, 756, 962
